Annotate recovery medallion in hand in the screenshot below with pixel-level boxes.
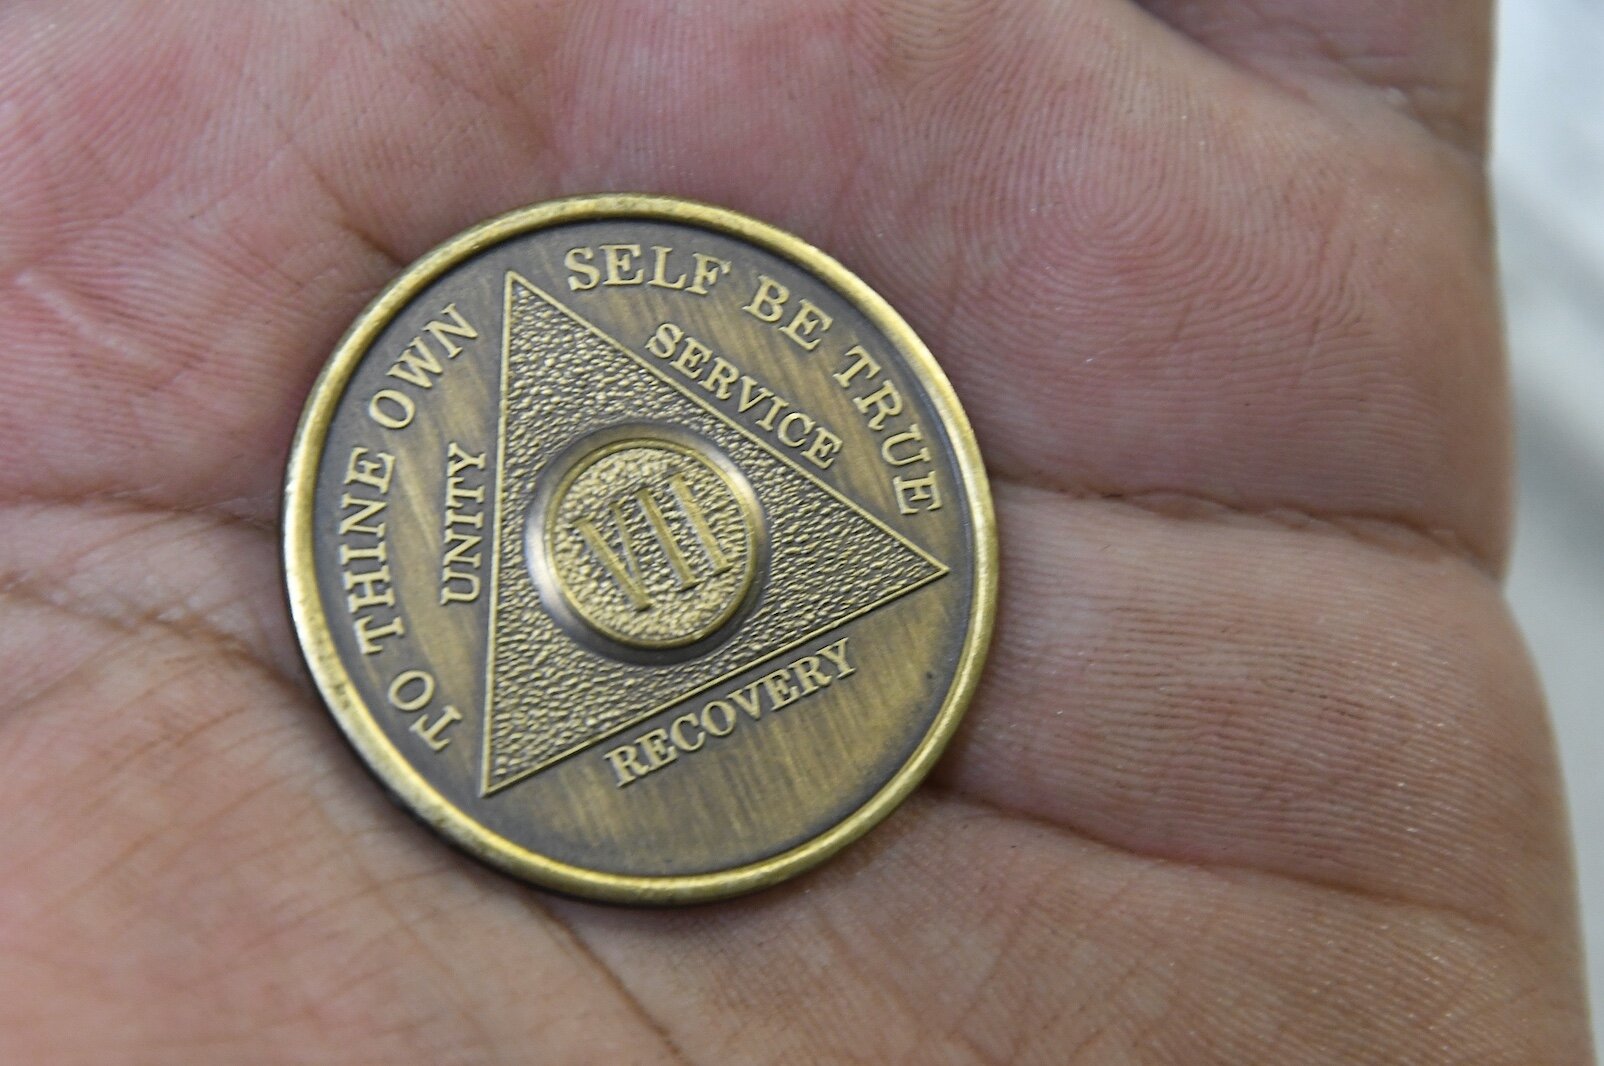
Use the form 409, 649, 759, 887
284, 195, 996, 903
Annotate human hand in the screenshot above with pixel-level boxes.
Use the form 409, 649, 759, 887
0, 1, 1588, 1061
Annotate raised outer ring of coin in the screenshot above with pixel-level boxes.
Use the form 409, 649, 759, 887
283, 194, 997, 904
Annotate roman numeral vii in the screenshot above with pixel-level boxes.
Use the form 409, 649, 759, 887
571, 473, 732, 611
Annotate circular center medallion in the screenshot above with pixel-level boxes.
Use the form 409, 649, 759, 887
531, 430, 761, 652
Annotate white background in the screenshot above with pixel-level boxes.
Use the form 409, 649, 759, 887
1496, 0, 1604, 1037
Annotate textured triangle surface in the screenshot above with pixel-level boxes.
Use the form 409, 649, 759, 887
483, 276, 946, 793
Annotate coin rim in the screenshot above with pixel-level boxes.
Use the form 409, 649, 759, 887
283, 193, 998, 904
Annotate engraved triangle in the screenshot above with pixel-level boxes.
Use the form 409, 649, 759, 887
482, 273, 947, 794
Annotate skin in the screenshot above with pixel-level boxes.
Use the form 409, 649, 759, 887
0, 0, 1590, 1061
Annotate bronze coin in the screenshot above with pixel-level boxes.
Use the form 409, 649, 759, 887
284, 195, 996, 903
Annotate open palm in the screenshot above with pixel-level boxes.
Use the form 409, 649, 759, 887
0, 1, 1589, 1062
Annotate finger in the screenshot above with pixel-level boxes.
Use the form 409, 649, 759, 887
550, 794, 1584, 1063
1133, 0, 1495, 154
0, 499, 299, 691
0, 497, 1584, 1059
0, 475, 1567, 947
937, 483, 1573, 935
0, 0, 1508, 568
